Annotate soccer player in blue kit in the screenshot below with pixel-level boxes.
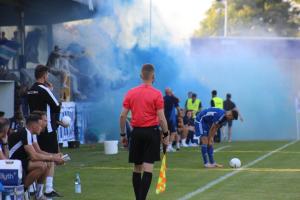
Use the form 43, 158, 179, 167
195, 107, 239, 168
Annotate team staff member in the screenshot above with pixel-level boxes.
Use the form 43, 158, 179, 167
27, 65, 67, 197
210, 90, 223, 109
184, 91, 193, 110
31, 111, 63, 197
186, 93, 202, 118
8, 114, 64, 200
210, 90, 223, 142
120, 64, 169, 200
27, 65, 62, 153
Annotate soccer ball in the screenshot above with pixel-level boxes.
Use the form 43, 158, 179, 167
229, 158, 241, 168
62, 116, 72, 127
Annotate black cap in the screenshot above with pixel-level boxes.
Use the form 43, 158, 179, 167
232, 110, 238, 120
0, 111, 5, 117
192, 93, 197, 98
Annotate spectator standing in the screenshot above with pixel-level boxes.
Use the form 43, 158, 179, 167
46, 46, 68, 88
1, 32, 8, 41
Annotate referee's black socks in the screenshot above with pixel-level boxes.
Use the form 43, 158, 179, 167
140, 172, 152, 200
132, 172, 141, 200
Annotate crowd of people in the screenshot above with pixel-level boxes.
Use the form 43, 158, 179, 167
1, 29, 94, 110
124, 87, 243, 153
0, 36, 95, 143
46, 45, 91, 100
165, 89, 243, 152
0, 65, 69, 200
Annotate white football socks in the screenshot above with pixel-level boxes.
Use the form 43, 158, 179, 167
45, 176, 54, 193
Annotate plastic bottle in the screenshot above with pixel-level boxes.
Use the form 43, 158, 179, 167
75, 173, 81, 194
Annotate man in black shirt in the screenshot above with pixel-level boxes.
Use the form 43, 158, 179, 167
27, 65, 66, 198
223, 93, 243, 142
164, 88, 180, 152
8, 114, 63, 200
31, 111, 64, 198
27, 65, 67, 153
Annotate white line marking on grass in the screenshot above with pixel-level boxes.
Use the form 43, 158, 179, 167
214, 145, 231, 152
177, 140, 298, 200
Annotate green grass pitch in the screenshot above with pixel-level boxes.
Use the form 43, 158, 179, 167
54, 141, 300, 200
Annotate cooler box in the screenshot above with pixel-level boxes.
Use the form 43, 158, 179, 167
0, 160, 23, 186
2, 185, 24, 200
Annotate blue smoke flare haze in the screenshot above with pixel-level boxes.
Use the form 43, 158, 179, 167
53, 0, 299, 141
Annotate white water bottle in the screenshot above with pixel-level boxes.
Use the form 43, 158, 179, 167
75, 173, 81, 193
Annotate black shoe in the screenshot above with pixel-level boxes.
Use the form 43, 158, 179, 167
44, 190, 63, 198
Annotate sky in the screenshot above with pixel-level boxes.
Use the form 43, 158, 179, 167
152, 0, 214, 42
66, 0, 214, 47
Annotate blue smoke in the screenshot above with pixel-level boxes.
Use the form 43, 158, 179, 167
53, 0, 298, 141
188, 38, 297, 140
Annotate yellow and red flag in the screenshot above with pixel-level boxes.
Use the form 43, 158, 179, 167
156, 153, 167, 194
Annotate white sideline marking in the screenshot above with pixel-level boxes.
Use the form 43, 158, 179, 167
178, 140, 297, 200
214, 145, 231, 152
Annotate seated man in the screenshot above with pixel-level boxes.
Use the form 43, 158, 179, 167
0, 118, 10, 159
8, 114, 64, 200
31, 111, 63, 197
183, 110, 196, 146
9, 111, 25, 134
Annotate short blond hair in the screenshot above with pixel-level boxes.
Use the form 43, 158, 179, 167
141, 64, 155, 80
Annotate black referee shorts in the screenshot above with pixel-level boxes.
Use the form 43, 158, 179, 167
129, 126, 161, 165
37, 130, 59, 153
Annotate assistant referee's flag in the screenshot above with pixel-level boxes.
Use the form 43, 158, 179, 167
156, 145, 167, 194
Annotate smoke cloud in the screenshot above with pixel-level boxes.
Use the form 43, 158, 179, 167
52, 0, 299, 141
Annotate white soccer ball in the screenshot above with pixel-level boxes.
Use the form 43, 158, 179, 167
62, 116, 72, 127
229, 158, 241, 168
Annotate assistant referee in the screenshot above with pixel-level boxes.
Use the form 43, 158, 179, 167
120, 64, 169, 200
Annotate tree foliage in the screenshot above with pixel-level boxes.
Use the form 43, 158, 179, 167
194, 0, 300, 37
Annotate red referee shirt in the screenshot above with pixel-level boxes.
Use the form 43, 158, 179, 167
123, 84, 164, 127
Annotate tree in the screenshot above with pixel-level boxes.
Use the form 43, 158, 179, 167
194, 0, 300, 37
